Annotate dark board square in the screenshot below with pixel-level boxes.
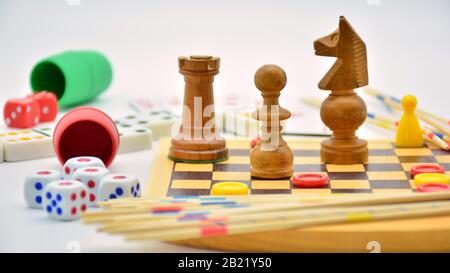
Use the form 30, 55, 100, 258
213, 164, 250, 172
331, 189, 372, 194
397, 156, 437, 163
364, 164, 403, 171
229, 149, 250, 156
328, 172, 368, 180
171, 171, 212, 180
432, 149, 450, 155
168, 188, 211, 196
369, 180, 411, 189
251, 189, 291, 195
369, 149, 396, 156
294, 164, 327, 172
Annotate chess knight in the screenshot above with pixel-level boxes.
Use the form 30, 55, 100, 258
314, 16, 369, 164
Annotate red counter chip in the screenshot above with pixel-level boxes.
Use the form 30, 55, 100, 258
417, 183, 450, 193
293, 173, 329, 188
410, 164, 445, 177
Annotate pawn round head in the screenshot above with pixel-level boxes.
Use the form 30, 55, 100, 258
254, 64, 287, 93
402, 94, 417, 112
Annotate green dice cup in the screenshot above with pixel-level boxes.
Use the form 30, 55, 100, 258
30, 50, 113, 107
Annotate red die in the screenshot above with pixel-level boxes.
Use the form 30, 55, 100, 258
3, 97, 41, 128
29, 91, 58, 122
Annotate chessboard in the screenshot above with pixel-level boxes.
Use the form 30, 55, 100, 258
146, 138, 450, 197
145, 138, 450, 252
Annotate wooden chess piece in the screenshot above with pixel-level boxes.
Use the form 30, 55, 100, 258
250, 64, 293, 179
169, 55, 228, 163
313, 16, 369, 164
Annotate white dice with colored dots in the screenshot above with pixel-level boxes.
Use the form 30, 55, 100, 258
98, 174, 141, 201
42, 180, 88, 221
63, 156, 105, 179
24, 170, 62, 209
72, 167, 110, 207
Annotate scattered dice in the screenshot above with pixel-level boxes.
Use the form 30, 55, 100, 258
98, 173, 141, 201
24, 170, 62, 209
28, 91, 58, 122
72, 167, 110, 207
63, 156, 105, 179
42, 180, 88, 221
3, 97, 40, 128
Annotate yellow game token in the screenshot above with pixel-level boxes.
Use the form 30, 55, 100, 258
211, 182, 249, 196
414, 173, 450, 187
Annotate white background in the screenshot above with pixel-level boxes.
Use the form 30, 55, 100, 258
0, 0, 449, 252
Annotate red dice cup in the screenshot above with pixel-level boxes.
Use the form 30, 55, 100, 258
53, 107, 119, 167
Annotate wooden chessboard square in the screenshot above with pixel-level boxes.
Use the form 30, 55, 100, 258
368, 149, 396, 156
174, 163, 213, 172
212, 171, 251, 181
213, 164, 250, 172
435, 155, 450, 163
168, 188, 211, 196
294, 164, 327, 172
367, 171, 407, 180
368, 156, 400, 164
395, 148, 432, 156
401, 162, 440, 172
432, 149, 450, 155
369, 180, 411, 189
293, 156, 321, 164
326, 164, 365, 172
364, 164, 403, 172
367, 142, 394, 150
291, 188, 331, 195
171, 179, 211, 189
397, 156, 437, 163
327, 172, 368, 180
251, 189, 292, 195
217, 156, 250, 164
331, 189, 372, 194
330, 180, 370, 189
172, 171, 212, 180
251, 180, 291, 190
289, 142, 321, 150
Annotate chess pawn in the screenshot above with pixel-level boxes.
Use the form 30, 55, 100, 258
169, 56, 228, 163
250, 65, 293, 179
396, 95, 423, 148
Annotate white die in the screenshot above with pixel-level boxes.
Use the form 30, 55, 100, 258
42, 180, 88, 221
98, 173, 141, 201
24, 170, 62, 209
72, 167, 110, 207
63, 156, 105, 179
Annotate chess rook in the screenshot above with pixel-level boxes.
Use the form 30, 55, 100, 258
314, 16, 369, 164
169, 56, 228, 163
250, 65, 293, 179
